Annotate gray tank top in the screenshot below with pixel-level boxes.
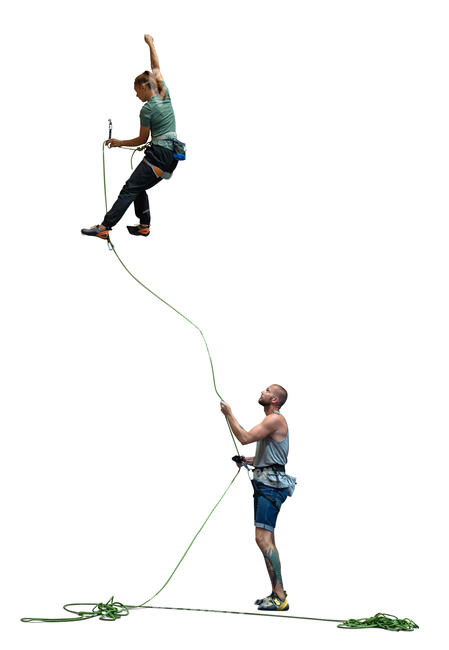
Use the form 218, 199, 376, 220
252, 412, 296, 495
254, 412, 289, 467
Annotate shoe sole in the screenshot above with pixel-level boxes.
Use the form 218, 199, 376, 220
127, 226, 149, 237
258, 604, 290, 611
81, 231, 110, 239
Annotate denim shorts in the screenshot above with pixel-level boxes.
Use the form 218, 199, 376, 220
252, 480, 289, 532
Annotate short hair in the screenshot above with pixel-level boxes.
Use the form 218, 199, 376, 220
271, 384, 288, 408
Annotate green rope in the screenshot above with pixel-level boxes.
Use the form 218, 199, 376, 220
20, 230, 242, 621
21, 470, 240, 623
21, 141, 241, 624
134, 605, 345, 623
106, 238, 239, 455
338, 612, 419, 632
102, 139, 238, 454
22, 597, 129, 623
19, 142, 419, 632
137, 468, 240, 607
102, 141, 108, 212
28, 599, 345, 624
23, 600, 418, 631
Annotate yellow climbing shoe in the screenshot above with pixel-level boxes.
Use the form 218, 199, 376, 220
257, 594, 289, 611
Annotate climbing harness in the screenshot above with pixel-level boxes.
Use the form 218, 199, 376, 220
20, 135, 418, 632
105, 120, 185, 172
151, 131, 186, 160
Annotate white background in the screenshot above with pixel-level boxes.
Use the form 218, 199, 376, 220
1, 0, 448, 648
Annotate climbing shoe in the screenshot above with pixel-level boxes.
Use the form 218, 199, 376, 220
255, 592, 275, 606
81, 224, 110, 239
127, 224, 150, 237
255, 591, 287, 606
257, 594, 289, 611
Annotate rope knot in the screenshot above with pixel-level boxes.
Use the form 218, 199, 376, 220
92, 596, 129, 621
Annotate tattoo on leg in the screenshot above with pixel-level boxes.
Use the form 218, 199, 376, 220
263, 555, 276, 590
263, 547, 284, 590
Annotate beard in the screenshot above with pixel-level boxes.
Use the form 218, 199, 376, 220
258, 396, 270, 406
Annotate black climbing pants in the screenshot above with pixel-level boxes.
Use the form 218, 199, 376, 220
102, 144, 178, 229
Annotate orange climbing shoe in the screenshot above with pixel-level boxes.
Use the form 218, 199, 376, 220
81, 224, 110, 239
127, 224, 150, 237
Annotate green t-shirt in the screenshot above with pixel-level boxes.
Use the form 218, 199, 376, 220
140, 81, 176, 145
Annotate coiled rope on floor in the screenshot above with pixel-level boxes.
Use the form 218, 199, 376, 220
20, 142, 418, 632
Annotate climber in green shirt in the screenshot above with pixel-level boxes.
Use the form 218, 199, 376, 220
82, 34, 180, 239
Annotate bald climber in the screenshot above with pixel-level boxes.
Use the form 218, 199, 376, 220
220, 384, 296, 611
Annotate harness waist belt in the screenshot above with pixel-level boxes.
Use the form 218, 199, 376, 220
150, 131, 177, 146
256, 463, 285, 473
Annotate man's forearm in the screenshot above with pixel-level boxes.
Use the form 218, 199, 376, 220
226, 413, 251, 445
